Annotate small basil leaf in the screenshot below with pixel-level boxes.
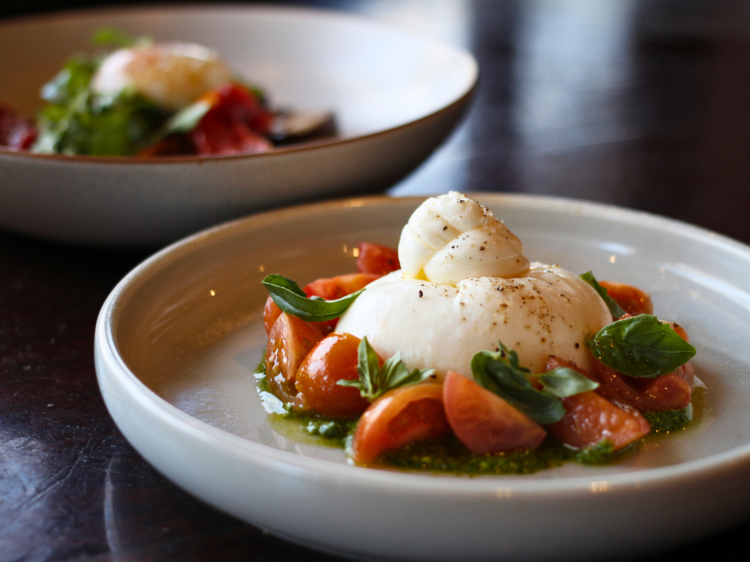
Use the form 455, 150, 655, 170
537, 367, 599, 398
338, 338, 434, 401
471, 342, 565, 425
262, 274, 364, 322
588, 314, 696, 378
580, 271, 626, 320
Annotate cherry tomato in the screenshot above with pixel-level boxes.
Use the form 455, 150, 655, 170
599, 280, 653, 316
443, 371, 546, 454
356, 242, 401, 275
594, 359, 692, 412
265, 313, 323, 403
351, 383, 449, 464
294, 333, 371, 417
544, 357, 651, 450
304, 273, 381, 332
671, 322, 690, 343
304, 273, 381, 300
263, 296, 283, 335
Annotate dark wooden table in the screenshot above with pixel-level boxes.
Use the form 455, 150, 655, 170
3, 1, 750, 560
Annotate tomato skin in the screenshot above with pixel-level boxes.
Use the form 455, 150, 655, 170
263, 296, 283, 335
304, 273, 381, 332
356, 242, 401, 275
265, 313, 323, 403
594, 360, 692, 412
599, 281, 653, 316
351, 384, 449, 464
443, 371, 546, 454
295, 333, 371, 417
545, 357, 651, 450
304, 273, 381, 300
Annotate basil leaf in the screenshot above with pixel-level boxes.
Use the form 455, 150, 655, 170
338, 337, 434, 401
537, 367, 599, 398
262, 274, 365, 322
471, 342, 566, 425
588, 314, 696, 378
580, 271, 626, 319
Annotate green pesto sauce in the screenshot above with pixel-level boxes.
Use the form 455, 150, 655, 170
256, 358, 702, 474
643, 405, 693, 434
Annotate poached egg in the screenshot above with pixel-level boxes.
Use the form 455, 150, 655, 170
90, 42, 233, 111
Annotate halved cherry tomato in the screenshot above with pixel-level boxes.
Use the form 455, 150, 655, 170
599, 281, 653, 316
351, 383, 449, 464
295, 333, 371, 417
443, 371, 546, 454
594, 359, 692, 412
304, 273, 381, 332
263, 296, 283, 335
304, 273, 381, 300
671, 322, 690, 343
356, 242, 401, 275
544, 357, 651, 450
265, 313, 323, 403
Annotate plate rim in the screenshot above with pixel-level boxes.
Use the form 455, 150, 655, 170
96, 192, 750, 497
0, 3, 478, 165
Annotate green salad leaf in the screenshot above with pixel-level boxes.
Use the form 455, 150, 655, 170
471, 341, 598, 425
32, 29, 170, 156
587, 314, 696, 378
579, 271, 626, 319
337, 337, 435, 401
261, 274, 364, 323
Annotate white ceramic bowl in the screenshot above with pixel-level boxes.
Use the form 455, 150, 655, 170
0, 6, 476, 246
95, 194, 750, 562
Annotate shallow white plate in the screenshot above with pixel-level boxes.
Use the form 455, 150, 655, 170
95, 195, 750, 561
0, 6, 476, 246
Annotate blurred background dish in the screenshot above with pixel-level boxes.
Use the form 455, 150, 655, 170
0, 5, 477, 246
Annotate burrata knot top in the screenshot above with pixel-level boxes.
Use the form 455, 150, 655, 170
398, 191, 530, 285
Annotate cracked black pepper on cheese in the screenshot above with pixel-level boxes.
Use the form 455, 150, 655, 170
336, 192, 610, 375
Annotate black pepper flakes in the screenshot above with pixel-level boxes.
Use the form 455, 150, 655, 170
419, 290, 423, 298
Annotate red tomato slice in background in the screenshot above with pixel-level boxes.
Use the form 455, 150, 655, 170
356, 242, 401, 275
599, 280, 654, 316
0, 103, 37, 150
443, 371, 547, 454
545, 357, 651, 450
351, 383, 449, 464
191, 84, 274, 156
295, 333, 371, 417
265, 313, 323, 403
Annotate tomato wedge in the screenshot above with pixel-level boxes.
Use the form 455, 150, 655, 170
295, 333, 371, 417
545, 357, 651, 450
599, 281, 653, 316
304, 273, 380, 332
263, 295, 283, 335
356, 242, 401, 275
443, 371, 546, 454
351, 384, 449, 464
265, 313, 323, 403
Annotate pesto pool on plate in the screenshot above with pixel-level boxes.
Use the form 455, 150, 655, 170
258, 192, 700, 474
